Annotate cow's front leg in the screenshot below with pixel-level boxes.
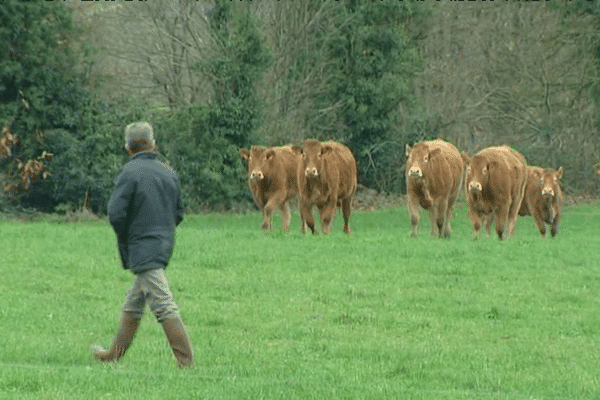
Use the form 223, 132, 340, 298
318, 202, 336, 234
471, 208, 483, 241
263, 193, 286, 231
340, 197, 352, 234
407, 193, 420, 238
495, 204, 510, 240
299, 200, 316, 234
279, 201, 291, 233
434, 199, 449, 238
550, 209, 560, 238
531, 208, 547, 237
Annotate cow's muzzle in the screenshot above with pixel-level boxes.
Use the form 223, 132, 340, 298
542, 188, 554, 198
408, 167, 422, 179
250, 170, 264, 180
305, 167, 318, 178
468, 181, 482, 193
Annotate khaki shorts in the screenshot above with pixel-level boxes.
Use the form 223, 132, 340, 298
121, 268, 180, 322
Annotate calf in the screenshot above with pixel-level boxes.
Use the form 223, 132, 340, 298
465, 145, 528, 240
292, 139, 357, 234
518, 166, 563, 237
240, 145, 300, 233
405, 139, 465, 238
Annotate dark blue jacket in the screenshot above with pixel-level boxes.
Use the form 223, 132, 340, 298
108, 151, 184, 274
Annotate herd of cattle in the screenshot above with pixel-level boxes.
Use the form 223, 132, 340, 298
240, 139, 357, 235
240, 138, 572, 240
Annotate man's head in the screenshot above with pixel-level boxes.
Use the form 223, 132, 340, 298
124, 122, 156, 155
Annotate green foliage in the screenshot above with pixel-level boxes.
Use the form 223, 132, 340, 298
0, 0, 77, 95
0, 1, 85, 131
151, 0, 274, 211
199, 0, 273, 148
30, 130, 122, 213
156, 104, 250, 212
20, 97, 141, 213
306, 1, 425, 192
0, 0, 260, 214
0, 1, 94, 208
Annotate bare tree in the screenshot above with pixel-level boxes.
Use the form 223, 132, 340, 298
416, 1, 600, 192
70, 1, 600, 193
69, 0, 217, 107
255, 0, 347, 145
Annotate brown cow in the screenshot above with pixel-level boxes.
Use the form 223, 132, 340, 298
465, 145, 528, 240
405, 139, 466, 238
518, 166, 563, 237
594, 163, 600, 174
292, 139, 357, 234
240, 145, 300, 233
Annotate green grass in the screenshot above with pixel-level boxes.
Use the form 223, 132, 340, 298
1, 202, 600, 399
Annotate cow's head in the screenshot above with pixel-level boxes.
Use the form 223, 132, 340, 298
466, 154, 495, 195
240, 146, 276, 181
293, 139, 333, 180
405, 143, 441, 181
539, 166, 563, 200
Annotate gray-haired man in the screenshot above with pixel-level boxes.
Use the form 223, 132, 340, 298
92, 122, 194, 367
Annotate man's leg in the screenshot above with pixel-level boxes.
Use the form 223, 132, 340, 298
161, 317, 194, 367
91, 312, 140, 362
146, 269, 194, 367
92, 275, 145, 362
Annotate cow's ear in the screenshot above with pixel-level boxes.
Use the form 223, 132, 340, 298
405, 144, 412, 158
429, 148, 442, 160
321, 145, 333, 155
556, 166, 563, 180
240, 149, 250, 160
265, 149, 276, 160
291, 145, 303, 155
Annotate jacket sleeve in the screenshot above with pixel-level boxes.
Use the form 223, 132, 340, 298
175, 177, 184, 226
108, 171, 135, 268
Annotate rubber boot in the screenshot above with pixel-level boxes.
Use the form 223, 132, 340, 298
161, 317, 194, 367
91, 313, 141, 362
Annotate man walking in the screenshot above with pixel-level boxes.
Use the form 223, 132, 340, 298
92, 121, 193, 367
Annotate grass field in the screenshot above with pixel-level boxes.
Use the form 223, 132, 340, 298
1, 201, 600, 399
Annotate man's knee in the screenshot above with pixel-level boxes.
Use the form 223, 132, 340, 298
122, 309, 144, 320
152, 303, 180, 323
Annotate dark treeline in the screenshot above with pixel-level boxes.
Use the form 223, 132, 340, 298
1, 0, 599, 214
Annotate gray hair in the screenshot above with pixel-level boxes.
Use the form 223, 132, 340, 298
124, 122, 155, 153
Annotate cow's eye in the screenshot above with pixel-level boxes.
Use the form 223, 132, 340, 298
423, 156, 428, 162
